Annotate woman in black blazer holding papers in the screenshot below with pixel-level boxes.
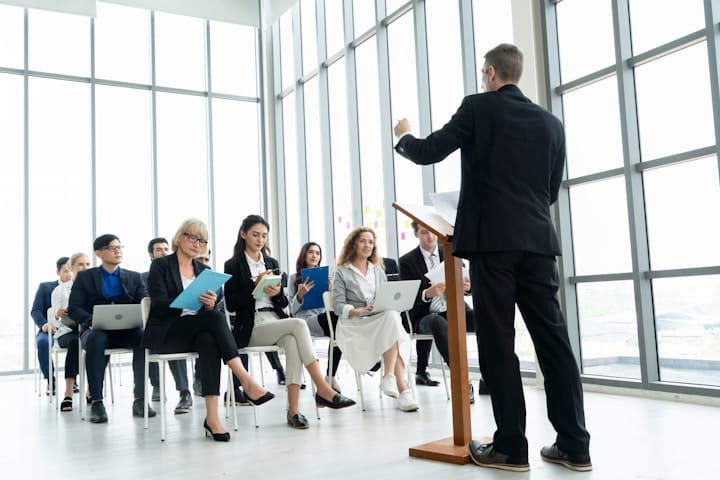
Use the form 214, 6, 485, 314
144, 218, 274, 442
224, 215, 355, 430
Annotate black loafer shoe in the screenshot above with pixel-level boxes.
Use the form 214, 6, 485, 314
468, 441, 529, 472
287, 411, 309, 429
540, 443, 592, 472
315, 393, 356, 409
174, 390, 193, 414
246, 391, 275, 406
89, 401, 108, 424
477, 379, 491, 395
132, 399, 156, 418
72, 381, 80, 394
415, 371, 440, 387
224, 388, 251, 406
469, 383, 475, 405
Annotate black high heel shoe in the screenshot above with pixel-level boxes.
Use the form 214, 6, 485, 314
245, 390, 275, 406
203, 419, 230, 442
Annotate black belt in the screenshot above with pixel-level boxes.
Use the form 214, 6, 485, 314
256, 307, 274, 312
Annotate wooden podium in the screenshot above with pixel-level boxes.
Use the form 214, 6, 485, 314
393, 202, 474, 465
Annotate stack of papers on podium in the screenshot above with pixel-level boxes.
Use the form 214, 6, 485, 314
428, 190, 459, 226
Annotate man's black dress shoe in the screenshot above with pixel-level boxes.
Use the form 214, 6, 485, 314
174, 389, 193, 414
540, 443, 592, 472
89, 401, 108, 424
469, 383, 475, 405
246, 390, 275, 406
415, 371, 440, 387
224, 388, 251, 406
72, 381, 79, 393
315, 393, 356, 409
287, 411, 309, 429
132, 399, 156, 418
468, 440, 529, 472
477, 379, 490, 395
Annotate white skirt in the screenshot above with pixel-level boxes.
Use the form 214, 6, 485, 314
335, 310, 410, 373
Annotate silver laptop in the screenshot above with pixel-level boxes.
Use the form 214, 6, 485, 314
91, 304, 144, 330
363, 279, 421, 316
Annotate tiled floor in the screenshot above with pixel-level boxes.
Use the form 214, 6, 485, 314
5, 363, 719, 480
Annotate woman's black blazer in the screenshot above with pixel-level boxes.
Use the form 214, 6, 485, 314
223, 255, 288, 348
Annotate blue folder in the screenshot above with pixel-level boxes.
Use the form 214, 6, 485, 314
300, 266, 329, 310
170, 269, 231, 311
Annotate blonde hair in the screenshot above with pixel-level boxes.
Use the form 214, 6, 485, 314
336, 227, 383, 268
69, 252, 89, 266
171, 218, 209, 251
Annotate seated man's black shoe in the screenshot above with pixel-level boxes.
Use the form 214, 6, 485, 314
468, 440, 529, 472
174, 389, 193, 414
89, 401, 108, 424
415, 371, 440, 387
192, 377, 203, 397
287, 411, 309, 429
132, 399, 156, 418
276, 366, 286, 386
315, 393, 356, 409
540, 443, 592, 472
469, 383, 475, 405
151, 387, 161, 402
72, 381, 79, 393
477, 379, 491, 395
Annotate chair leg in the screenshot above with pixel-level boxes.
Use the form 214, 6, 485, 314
107, 361, 115, 404
355, 371, 365, 411
144, 354, 150, 430
159, 360, 166, 441
79, 347, 86, 420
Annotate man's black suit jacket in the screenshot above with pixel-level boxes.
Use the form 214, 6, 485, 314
395, 84, 565, 259
68, 266, 147, 330
224, 255, 288, 348
143, 253, 218, 349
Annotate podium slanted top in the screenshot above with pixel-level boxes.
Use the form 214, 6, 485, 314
393, 202, 454, 241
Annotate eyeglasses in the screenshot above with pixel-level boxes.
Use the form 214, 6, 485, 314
102, 245, 124, 252
183, 233, 208, 246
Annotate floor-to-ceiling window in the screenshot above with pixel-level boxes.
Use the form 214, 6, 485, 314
545, 0, 720, 392
1, 2, 262, 375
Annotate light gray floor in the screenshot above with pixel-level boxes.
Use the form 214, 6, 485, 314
5, 362, 718, 480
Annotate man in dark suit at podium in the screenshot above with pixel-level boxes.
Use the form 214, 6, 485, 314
394, 43, 591, 472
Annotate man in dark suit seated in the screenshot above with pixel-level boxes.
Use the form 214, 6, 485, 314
399, 222, 488, 401
68, 234, 156, 424
394, 43, 591, 472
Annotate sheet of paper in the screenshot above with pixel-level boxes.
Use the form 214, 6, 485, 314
429, 190, 459, 226
424, 260, 470, 284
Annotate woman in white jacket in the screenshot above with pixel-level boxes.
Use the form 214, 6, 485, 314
49, 253, 91, 411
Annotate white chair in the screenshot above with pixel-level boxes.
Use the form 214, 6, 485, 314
322, 292, 374, 410
47, 308, 68, 411
77, 306, 138, 420
141, 297, 198, 441
223, 307, 320, 428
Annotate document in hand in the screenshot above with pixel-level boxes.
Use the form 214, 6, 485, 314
252, 274, 282, 299
169, 269, 231, 311
300, 266, 329, 310
424, 261, 470, 285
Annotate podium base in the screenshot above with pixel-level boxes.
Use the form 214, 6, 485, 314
409, 436, 493, 465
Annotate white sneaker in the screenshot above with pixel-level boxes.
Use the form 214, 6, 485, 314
380, 374, 399, 398
398, 390, 419, 412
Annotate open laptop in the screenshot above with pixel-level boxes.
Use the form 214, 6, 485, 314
362, 279, 421, 316
91, 304, 144, 330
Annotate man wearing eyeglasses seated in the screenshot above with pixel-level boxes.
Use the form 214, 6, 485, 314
68, 234, 156, 424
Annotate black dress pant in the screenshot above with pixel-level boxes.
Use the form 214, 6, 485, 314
470, 252, 590, 458
413, 305, 475, 373
317, 311, 341, 377
154, 310, 239, 397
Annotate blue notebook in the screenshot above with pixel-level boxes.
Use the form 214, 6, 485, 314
300, 266, 329, 310
170, 269, 231, 311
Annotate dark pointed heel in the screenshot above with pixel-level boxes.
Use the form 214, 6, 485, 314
203, 419, 230, 442
246, 390, 275, 406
